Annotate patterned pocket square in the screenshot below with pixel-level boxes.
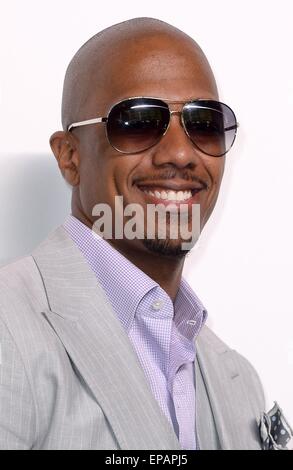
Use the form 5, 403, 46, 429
259, 402, 293, 450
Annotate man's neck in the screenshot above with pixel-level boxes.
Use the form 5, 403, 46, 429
107, 239, 185, 302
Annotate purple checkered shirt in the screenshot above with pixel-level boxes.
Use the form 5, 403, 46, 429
63, 215, 207, 450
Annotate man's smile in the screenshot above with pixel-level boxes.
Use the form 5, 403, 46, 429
132, 179, 207, 207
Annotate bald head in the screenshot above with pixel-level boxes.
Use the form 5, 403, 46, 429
61, 17, 218, 131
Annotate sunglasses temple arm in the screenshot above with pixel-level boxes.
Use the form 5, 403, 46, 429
67, 117, 107, 131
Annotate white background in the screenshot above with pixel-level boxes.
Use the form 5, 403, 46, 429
0, 0, 292, 426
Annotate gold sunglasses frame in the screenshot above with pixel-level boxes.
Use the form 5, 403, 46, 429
67, 96, 239, 157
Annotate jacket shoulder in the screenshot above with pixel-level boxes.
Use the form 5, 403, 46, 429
0, 255, 48, 312
0, 225, 69, 311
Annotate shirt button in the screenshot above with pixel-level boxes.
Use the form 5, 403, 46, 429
187, 320, 197, 325
152, 299, 164, 311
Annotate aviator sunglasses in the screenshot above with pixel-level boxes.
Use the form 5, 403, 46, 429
67, 97, 239, 157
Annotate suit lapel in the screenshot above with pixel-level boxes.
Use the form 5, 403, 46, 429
195, 326, 262, 450
33, 226, 180, 450
194, 354, 221, 450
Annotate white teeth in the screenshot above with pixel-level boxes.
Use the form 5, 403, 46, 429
143, 189, 193, 201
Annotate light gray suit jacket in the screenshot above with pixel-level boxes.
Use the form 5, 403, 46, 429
0, 226, 265, 450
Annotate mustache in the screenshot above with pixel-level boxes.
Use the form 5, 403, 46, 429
134, 169, 209, 189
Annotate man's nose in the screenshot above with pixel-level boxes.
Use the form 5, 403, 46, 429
151, 113, 201, 168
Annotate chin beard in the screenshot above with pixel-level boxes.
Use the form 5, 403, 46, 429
142, 236, 192, 258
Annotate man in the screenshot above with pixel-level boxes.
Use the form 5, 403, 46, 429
0, 17, 266, 450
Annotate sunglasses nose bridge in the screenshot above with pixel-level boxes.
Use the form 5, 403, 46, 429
160, 109, 186, 143
160, 109, 196, 154
169, 110, 181, 116
167, 109, 188, 136
169, 109, 184, 126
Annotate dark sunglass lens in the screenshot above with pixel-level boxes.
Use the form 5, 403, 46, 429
183, 101, 237, 156
106, 98, 170, 153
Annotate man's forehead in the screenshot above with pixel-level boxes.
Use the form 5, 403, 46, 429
87, 44, 218, 111
102, 35, 210, 81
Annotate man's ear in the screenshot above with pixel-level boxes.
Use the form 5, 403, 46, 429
49, 131, 80, 186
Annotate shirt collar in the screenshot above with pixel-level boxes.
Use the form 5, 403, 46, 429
63, 214, 207, 338
63, 215, 157, 330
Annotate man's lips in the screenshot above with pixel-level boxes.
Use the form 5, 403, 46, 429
134, 180, 206, 205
